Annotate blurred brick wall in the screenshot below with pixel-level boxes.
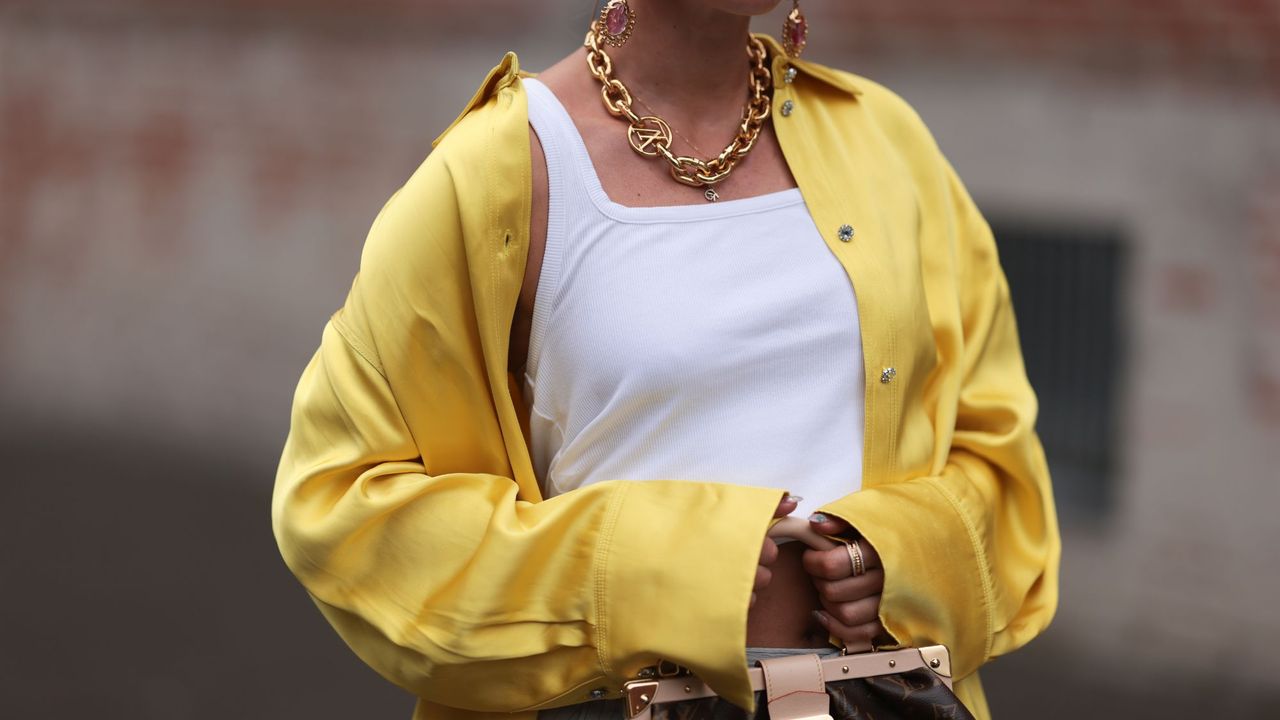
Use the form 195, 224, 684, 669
1251, 181, 1280, 424
831, 0, 1280, 94
0, 0, 575, 457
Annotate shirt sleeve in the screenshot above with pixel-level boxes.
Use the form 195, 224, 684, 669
270, 146, 788, 714
812, 150, 1063, 682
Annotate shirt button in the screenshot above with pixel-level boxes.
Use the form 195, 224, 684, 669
837, 224, 854, 242
784, 66, 798, 84
880, 367, 897, 384
780, 99, 795, 116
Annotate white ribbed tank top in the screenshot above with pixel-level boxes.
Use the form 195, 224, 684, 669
521, 78, 864, 521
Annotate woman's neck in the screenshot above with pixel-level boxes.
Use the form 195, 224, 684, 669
602, 1, 757, 140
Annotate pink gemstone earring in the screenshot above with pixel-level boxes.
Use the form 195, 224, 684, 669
781, 0, 808, 58
597, 0, 636, 47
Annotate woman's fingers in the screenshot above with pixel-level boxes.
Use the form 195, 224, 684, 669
806, 514, 882, 569
811, 568, 885, 603
775, 494, 800, 518
798, 514, 889, 650
798, 543, 880, 576
800, 538, 882, 580
805, 515, 883, 570
759, 536, 778, 566
817, 593, 880, 628
806, 511, 852, 536
811, 607, 886, 653
857, 538, 882, 570
800, 546, 842, 580
753, 493, 803, 611
754, 563, 772, 592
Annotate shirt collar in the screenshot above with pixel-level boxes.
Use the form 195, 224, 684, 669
433, 51, 525, 148
751, 32, 864, 98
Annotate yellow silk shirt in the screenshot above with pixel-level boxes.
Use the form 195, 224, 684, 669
271, 34, 1060, 720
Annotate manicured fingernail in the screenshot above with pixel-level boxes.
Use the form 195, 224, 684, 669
809, 512, 828, 523
811, 610, 827, 625
785, 495, 803, 503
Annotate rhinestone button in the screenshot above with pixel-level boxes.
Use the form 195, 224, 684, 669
784, 66, 798, 84
588, 687, 607, 698
880, 367, 897, 384
781, 99, 794, 116
837, 224, 854, 242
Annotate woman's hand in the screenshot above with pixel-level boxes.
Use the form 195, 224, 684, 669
751, 494, 800, 608
801, 513, 889, 652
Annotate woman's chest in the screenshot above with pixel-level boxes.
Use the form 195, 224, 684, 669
530, 204, 862, 405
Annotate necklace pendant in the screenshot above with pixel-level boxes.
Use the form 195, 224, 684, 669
627, 116, 673, 157
704, 187, 719, 202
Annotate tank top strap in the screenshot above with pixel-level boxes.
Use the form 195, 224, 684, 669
520, 77, 573, 389
523, 77, 596, 211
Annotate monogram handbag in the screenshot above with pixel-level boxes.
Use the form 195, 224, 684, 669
617, 517, 975, 720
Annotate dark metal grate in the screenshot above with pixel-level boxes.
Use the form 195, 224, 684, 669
988, 215, 1128, 523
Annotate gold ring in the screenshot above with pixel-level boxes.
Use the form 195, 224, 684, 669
844, 539, 865, 577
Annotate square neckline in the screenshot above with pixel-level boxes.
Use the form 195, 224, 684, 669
522, 77, 804, 225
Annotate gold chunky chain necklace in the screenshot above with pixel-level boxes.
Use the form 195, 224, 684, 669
584, 22, 773, 202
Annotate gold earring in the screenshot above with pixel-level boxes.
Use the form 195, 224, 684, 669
597, 0, 636, 47
781, 0, 808, 58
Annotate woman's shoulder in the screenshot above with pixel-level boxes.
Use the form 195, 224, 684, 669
792, 54, 945, 159
336, 53, 535, 351
430, 51, 531, 156
361, 52, 530, 262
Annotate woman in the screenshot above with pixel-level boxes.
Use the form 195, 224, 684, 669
270, 2, 1061, 719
